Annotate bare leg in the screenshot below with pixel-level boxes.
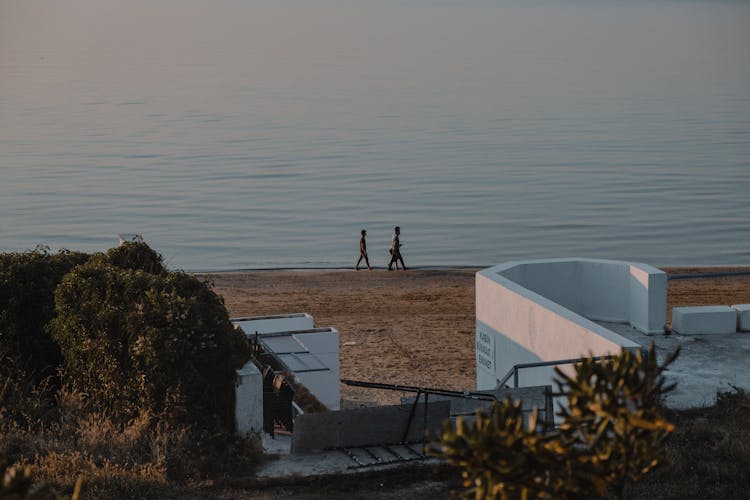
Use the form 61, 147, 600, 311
390, 253, 401, 270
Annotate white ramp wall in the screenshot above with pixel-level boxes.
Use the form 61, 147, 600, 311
476, 259, 665, 390
288, 329, 340, 411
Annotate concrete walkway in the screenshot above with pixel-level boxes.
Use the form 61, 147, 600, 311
257, 433, 439, 480
601, 321, 750, 409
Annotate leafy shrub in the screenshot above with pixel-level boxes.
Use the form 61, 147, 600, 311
0, 248, 90, 384
437, 399, 569, 498
0, 370, 58, 431
436, 344, 679, 499
50, 259, 250, 433
555, 346, 679, 497
1, 243, 261, 491
100, 241, 167, 276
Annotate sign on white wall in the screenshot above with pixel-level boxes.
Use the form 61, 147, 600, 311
476, 326, 495, 374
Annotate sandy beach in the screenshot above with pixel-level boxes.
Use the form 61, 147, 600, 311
202, 267, 750, 408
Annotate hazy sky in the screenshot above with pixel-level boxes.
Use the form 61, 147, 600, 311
1, 0, 748, 267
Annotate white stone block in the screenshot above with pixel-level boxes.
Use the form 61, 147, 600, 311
731, 304, 750, 331
671, 306, 737, 335
235, 362, 263, 436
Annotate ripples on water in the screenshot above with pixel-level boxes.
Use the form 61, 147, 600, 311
1, 0, 748, 270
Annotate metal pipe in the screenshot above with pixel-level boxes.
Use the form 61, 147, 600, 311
402, 389, 421, 444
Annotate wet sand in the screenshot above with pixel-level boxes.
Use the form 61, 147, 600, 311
201, 267, 750, 407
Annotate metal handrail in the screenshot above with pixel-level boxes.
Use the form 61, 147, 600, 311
341, 379, 499, 401
342, 379, 500, 445
497, 355, 616, 389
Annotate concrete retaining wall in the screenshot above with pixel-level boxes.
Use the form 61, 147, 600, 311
290, 401, 450, 453
476, 259, 663, 390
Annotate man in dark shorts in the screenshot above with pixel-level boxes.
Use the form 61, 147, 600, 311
388, 226, 407, 271
355, 229, 372, 270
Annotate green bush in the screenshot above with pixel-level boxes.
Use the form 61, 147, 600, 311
50, 259, 250, 433
0, 248, 90, 384
101, 241, 167, 276
436, 344, 679, 499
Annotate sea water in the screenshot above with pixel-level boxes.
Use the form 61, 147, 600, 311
1, 0, 748, 270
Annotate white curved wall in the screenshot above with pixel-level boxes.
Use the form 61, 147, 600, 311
476, 258, 666, 390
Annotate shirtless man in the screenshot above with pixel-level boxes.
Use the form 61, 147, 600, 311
388, 226, 407, 271
355, 229, 372, 270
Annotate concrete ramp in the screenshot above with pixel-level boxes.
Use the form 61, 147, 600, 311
291, 401, 450, 453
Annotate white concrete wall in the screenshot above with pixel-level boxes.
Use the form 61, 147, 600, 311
235, 361, 263, 436
504, 260, 582, 313
581, 260, 629, 322
733, 304, 750, 331
495, 259, 666, 333
233, 313, 314, 336
477, 259, 664, 390
628, 264, 668, 334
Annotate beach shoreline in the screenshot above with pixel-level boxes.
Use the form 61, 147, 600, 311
201, 266, 750, 407
193, 264, 750, 274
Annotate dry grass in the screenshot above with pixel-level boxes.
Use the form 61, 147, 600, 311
628, 388, 750, 500
1, 385, 263, 499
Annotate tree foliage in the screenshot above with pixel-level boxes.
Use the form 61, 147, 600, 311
438, 401, 571, 499
101, 241, 167, 275
436, 344, 679, 499
556, 346, 678, 497
0, 248, 90, 383
50, 259, 250, 432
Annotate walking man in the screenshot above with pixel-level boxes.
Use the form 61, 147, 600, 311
388, 226, 407, 271
355, 229, 372, 270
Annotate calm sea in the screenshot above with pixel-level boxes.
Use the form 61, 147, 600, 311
1, 0, 748, 270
